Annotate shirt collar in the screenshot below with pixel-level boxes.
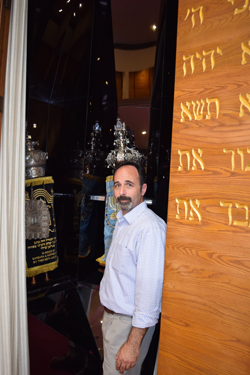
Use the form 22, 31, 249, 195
117, 201, 147, 225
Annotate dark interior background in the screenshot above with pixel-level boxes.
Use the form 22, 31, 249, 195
25, 0, 178, 373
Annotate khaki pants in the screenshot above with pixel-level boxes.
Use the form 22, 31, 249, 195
102, 310, 155, 375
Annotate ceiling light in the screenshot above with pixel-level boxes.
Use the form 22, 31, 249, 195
33, 123, 37, 128
79, 3, 82, 8
59, 8, 63, 12
97, 57, 101, 61
105, 81, 108, 85
142, 131, 147, 135
151, 24, 157, 31
67, 0, 70, 3
73, 12, 76, 16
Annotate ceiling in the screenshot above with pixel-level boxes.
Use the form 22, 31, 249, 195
110, 0, 162, 46
109, 0, 163, 152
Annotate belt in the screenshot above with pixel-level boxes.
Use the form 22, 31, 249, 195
104, 306, 115, 315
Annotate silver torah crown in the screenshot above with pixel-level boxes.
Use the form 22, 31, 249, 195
106, 118, 144, 168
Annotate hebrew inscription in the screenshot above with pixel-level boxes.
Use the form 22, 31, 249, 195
239, 93, 250, 117
178, 149, 204, 171
184, 6, 204, 27
176, 198, 202, 221
175, 199, 250, 226
181, 98, 220, 122
228, 0, 250, 15
241, 41, 250, 64
223, 148, 250, 171
220, 201, 249, 226
183, 47, 222, 75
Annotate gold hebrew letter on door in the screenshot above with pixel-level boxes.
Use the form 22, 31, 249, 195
233, 203, 249, 227
202, 49, 215, 71
184, 6, 204, 27
206, 98, 219, 119
192, 149, 204, 170
237, 149, 244, 170
183, 55, 195, 76
178, 150, 191, 171
241, 41, 250, 64
234, 0, 249, 14
181, 102, 192, 122
191, 100, 205, 120
189, 199, 202, 221
223, 148, 235, 170
245, 148, 250, 171
239, 93, 250, 117
220, 201, 233, 225
176, 198, 188, 220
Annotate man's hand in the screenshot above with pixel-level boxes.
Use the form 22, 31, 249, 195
115, 341, 138, 374
115, 326, 148, 374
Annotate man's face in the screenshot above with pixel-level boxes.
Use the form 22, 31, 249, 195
114, 165, 147, 215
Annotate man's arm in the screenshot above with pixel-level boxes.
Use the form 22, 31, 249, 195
115, 326, 148, 374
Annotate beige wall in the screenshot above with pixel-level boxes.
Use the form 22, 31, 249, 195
114, 46, 156, 73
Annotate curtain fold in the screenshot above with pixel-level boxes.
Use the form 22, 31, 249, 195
0, 0, 29, 374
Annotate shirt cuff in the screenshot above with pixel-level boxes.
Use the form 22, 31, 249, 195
132, 310, 159, 328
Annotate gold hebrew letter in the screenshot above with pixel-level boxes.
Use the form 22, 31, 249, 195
192, 148, 205, 170
189, 199, 202, 221
234, 0, 249, 14
196, 52, 203, 71
220, 201, 233, 225
191, 100, 205, 120
239, 93, 250, 117
206, 98, 219, 119
217, 46, 222, 55
223, 148, 235, 170
181, 102, 192, 122
202, 49, 216, 71
233, 203, 249, 227
184, 8, 191, 21
178, 150, 191, 171
245, 148, 250, 171
241, 42, 250, 65
191, 6, 204, 27
237, 148, 244, 170
183, 54, 195, 76
184, 6, 203, 27
176, 198, 188, 220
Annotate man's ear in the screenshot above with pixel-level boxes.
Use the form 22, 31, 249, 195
141, 183, 147, 197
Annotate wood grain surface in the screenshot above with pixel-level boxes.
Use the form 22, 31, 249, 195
158, 1, 250, 374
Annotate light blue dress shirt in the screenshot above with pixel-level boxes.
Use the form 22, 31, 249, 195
100, 201, 166, 328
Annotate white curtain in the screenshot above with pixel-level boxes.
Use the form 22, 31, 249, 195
0, 0, 29, 374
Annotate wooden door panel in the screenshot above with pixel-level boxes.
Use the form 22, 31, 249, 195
159, 0, 250, 373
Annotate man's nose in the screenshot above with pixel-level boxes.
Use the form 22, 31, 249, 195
119, 184, 126, 195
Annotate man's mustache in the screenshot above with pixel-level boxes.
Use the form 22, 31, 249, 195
116, 196, 132, 203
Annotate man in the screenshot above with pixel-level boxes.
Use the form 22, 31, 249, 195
100, 161, 166, 375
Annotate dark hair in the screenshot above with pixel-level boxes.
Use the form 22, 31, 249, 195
113, 161, 146, 187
